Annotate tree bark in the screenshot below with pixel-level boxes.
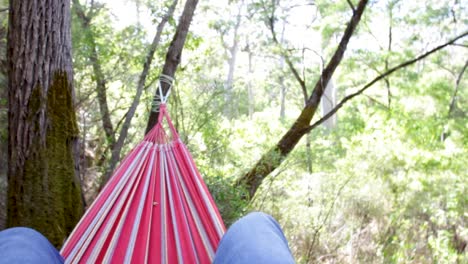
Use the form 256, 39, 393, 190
236, 0, 369, 199
7, 0, 83, 246
146, 0, 200, 133
102, 0, 179, 186
0, 17, 7, 230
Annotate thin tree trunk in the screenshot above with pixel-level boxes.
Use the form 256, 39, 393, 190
321, 79, 337, 129
146, 0, 200, 133
384, 1, 395, 108
102, 0, 179, 186
279, 76, 287, 121
247, 45, 255, 119
236, 0, 369, 199
7, 0, 83, 246
278, 22, 287, 121
448, 59, 467, 117
442, 59, 467, 141
224, 1, 243, 118
73, 0, 116, 148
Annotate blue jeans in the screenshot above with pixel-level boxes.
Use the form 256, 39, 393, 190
213, 212, 295, 264
0, 227, 64, 263
0, 212, 294, 263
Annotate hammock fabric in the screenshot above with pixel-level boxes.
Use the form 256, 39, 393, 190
60, 103, 226, 263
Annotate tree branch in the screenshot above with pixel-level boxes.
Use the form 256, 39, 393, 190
452, 43, 468, 48
266, 2, 308, 100
448, 59, 468, 117
236, 0, 369, 199
363, 94, 389, 109
346, 0, 356, 12
306, 31, 468, 132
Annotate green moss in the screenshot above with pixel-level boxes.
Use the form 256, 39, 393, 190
45, 72, 83, 246
8, 72, 83, 247
8, 85, 50, 238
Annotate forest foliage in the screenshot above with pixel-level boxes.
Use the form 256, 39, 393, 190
0, 0, 467, 263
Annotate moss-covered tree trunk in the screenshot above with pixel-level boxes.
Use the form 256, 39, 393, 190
0, 7, 7, 230
7, 0, 83, 247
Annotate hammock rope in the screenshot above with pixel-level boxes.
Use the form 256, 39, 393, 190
152, 74, 174, 112
61, 78, 226, 264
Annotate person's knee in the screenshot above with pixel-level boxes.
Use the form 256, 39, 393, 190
0, 227, 64, 264
0, 227, 43, 240
213, 212, 295, 264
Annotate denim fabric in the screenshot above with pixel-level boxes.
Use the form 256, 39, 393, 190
213, 212, 295, 264
0, 227, 64, 264
0, 212, 295, 264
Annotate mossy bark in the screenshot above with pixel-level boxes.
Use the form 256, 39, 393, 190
8, 73, 83, 247
7, 0, 83, 247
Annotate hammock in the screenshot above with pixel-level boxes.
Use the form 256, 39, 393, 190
60, 86, 226, 263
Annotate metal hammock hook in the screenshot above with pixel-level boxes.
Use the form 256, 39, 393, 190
151, 74, 175, 112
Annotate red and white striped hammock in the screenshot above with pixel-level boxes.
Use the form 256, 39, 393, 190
60, 94, 226, 263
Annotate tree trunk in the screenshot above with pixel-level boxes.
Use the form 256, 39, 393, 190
0, 14, 7, 230
223, 1, 243, 118
384, 1, 395, 108
146, 0, 200, 133
7, 0, 83, 246
236, 0, 369, 199
278, 22, 287, 121
224, 44, 238, 118
247, 44, 255, 119
279, 77, 287, 121
321, 79, 337, 129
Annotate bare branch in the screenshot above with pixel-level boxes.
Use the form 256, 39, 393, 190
363, 94, 389, 109
284, 3, 316, 12
0, 7, 8, 13
265, 3, 308, 100
448, 59, 468, 117
306, 31, 468, 132
301, 47, 325, 70
346, 0, 356, 12
452, 43, 468, 48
